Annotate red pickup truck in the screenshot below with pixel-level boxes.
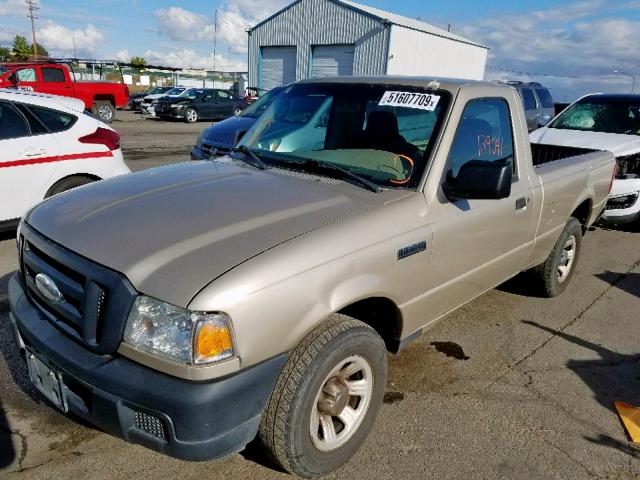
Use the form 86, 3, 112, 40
0, 62, 129, 122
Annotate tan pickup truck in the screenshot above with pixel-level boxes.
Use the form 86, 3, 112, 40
10, 77, 615, 477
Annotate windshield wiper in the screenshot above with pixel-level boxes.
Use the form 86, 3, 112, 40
312, 161, 381, 193
231, 145, 268, 170
265, 154, 381, 193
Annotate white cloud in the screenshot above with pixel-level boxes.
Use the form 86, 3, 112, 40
154, 0, 288, 56
112, 49, 130, 62
37, 21, 105, 56
143, 48, 247, 71
454, 0, 640, 99
0, 0, 28, 16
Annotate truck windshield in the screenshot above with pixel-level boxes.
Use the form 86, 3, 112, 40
242, 87, 284, 119
239, 83, 450, 189
549, 96, 640, 135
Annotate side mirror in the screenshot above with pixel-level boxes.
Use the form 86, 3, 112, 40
442, 159, 512, 201
8, 72, 18, 86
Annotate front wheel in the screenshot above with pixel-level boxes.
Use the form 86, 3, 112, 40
259, 314, 387, 478
184, 108, 198, 123
532, 217, 582, 297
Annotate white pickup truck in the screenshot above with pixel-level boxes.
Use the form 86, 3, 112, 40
10, 77, 615, 477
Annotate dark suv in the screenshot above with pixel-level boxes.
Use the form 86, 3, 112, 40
504, 81, 554, 131
155, 88, 247, 123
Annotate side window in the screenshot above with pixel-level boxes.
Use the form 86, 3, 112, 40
202, 91, 215, 102
521, 88, 537, 110
0, 103, 31, 140
28, 105, 77, 132
447, 98, 515, 179
15, 104, 48, 135
216, 90, 232, 100
42, 67, 66, 82
16, 68, 36, 82
535, 88, 554, 108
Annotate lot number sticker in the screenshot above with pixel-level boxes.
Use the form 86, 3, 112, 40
379, 91, 440, 111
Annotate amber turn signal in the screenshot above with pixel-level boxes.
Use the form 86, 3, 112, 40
194, 320, 234, 364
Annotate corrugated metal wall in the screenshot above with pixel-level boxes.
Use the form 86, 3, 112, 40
386, 26, 488, 80
248, 0, 389, 88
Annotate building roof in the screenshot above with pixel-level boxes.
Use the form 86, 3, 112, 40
249, 0, 487, 49
337, 0, 486, 48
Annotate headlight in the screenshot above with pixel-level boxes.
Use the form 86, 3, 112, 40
172, 103, 187, 109
123, 295, 235, 365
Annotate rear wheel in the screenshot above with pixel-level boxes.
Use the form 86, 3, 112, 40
532, 217, 582, 297
259, 314, 387, 478
184, 108, 198, 123
45, 176, 96, 198
92, 101, 115, 123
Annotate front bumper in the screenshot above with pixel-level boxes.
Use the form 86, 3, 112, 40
9, 272, 286, 461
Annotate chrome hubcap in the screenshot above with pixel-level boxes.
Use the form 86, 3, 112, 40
187, 110, 197, 122
310, 355, 373, 452
98, 105, 112, 120
557, 235, 576, 283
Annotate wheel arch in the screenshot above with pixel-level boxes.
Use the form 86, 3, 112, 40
44, 173, 101, 198
570, 198, 593, 232
93, 94, 116, 106
338, 296, 404, 353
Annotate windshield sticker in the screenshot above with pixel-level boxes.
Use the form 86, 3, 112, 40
378, 91, 440, 111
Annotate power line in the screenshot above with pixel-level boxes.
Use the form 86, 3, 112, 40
25, 0, 39, 59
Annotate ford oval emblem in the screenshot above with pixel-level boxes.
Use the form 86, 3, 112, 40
35, 273, 64, 303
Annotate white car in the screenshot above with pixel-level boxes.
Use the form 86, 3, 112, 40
0, 88, 130, 233
140, 87, 188, 118
531, 93, 640, 225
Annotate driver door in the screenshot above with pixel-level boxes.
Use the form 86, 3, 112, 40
419, 92, 535, 324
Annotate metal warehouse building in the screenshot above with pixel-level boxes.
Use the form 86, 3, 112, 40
248, 0, 488, 91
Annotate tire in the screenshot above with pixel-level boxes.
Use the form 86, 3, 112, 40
259, 314, 387, 478
92, 101, 115, 123
184, 108, 199, 123
45, 176, 96, 198
532, 217, 582, 297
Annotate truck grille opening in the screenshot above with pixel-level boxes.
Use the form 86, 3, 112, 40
133, 411, 167, 442
19, 223, 137, 355
606, 192, 639, 210
616, 154, 640, 179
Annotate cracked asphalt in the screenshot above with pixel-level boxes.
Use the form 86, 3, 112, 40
1, 112, 640, 479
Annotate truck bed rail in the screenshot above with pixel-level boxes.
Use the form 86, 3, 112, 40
531, 143, 600, 167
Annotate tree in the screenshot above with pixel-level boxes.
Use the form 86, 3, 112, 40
33, 42, 48, 57
130, 56, 147, 68
0, 46, 11, 61
12, 35, 31, 60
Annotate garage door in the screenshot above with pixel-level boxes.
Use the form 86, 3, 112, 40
261, 46, 297, 91
311, 45, 355, 78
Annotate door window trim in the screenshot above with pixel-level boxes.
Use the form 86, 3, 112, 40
445, 96, 519, 183
0, 100, 33, 140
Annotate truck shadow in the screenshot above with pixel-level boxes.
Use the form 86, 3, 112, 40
522, 320, 640, 458
594, 271, 640, 299
497, 271, 547, 298
0, 271, 45, 406
595, 221, 640, 234
0, 404, 16, 469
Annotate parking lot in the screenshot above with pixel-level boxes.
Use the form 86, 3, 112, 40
1, 111, 639, 480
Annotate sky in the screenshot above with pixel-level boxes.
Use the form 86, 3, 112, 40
1, 0, 639, 100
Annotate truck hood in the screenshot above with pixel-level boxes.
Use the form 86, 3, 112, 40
531, 127, 640, 156
26, 161, 389, 307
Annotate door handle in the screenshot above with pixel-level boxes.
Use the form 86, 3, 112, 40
516, 197, 529, 210
20, 148, 47, 157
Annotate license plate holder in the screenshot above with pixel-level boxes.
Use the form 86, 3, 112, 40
25, 349, 68, 413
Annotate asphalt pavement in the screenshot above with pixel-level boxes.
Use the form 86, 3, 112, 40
0, 111, 639, 479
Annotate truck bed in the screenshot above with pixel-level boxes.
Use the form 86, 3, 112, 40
531, 143, 600, 166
